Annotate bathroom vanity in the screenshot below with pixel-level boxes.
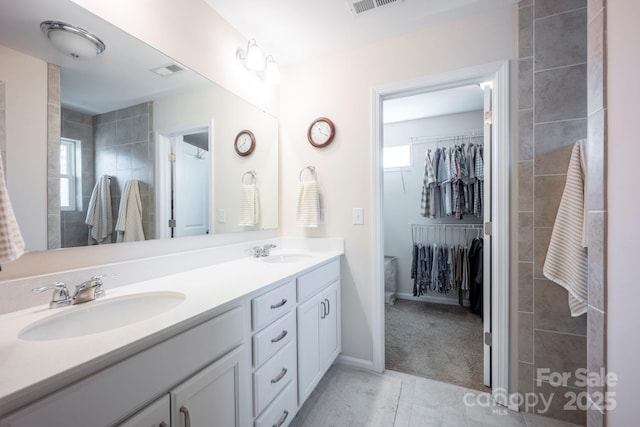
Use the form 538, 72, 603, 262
0, 241, 343, 427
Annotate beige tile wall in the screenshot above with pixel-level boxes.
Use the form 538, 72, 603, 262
47, 64, 61, 249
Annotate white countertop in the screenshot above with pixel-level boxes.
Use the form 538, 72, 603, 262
0, 246, 343, 416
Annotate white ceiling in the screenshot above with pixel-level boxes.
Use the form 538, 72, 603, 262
204, 0, 518, 65
383, 84, 484, 124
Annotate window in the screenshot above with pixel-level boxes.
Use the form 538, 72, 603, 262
383, 145, 411, 170
60, 138, 81, 211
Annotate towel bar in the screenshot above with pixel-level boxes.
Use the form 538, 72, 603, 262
242, 170, 256, 184
298, 166, 316, 183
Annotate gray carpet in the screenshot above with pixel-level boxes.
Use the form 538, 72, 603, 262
385, 298, 486, 392
290, 364, 402, 427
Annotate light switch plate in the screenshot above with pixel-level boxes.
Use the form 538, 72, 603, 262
319, 208, 328, 225
352, 207, 364, 225
217, 209, 226, 223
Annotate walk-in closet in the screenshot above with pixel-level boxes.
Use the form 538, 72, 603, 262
382, 83, 490, 392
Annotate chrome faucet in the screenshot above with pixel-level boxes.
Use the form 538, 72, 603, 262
72, 275, 106, 304
252, 243, 277, 258
33, 275, 107, 308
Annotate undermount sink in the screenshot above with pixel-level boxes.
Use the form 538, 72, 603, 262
19, 291, 186, 341
261, 253, 314, 264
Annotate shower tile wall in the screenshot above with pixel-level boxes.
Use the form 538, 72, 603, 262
93, 102, 154, 241
61, 108, 95, 247
518, 1, 588, 425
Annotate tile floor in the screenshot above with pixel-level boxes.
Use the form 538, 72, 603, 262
292, 365, 584, 427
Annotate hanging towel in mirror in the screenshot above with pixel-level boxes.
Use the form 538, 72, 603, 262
115, 180, 145, 242
85, 174, 113, 244
543, 140, 588, 316
0, 152, 25, 264
296, 178, 320, 228
238, 183, 260, 226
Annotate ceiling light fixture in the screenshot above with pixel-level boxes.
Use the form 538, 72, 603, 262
237, 39, 280, 84
41, 21, 105, 60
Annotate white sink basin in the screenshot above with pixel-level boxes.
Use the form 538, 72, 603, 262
19, 291, 186, 341
262, 254, 314, 264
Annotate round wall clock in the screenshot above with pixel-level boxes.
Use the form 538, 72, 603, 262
234, 130, 256, 156
307, 117, 335, 147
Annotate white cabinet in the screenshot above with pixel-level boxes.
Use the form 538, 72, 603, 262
118, 396, 170, 427
250, 281, 297, 426
296, 260, 341, 406
0, 305, 247, 427
170, 346, 244, 427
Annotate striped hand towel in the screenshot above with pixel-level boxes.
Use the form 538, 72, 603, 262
238, 184, 260, 226
543, 140, 588, 316
0, 151, 25, 264
296, 179, 320, 228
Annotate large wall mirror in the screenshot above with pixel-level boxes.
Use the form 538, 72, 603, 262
0, 0, 278, 251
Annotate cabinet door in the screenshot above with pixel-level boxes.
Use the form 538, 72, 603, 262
320, 281, 340, 369
171, 346, 243, 427
117, 395, 170, 427
296, 291, 323, 404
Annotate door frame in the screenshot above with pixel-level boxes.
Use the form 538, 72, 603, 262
370, 60, 511, 405
155, 121, 214, 239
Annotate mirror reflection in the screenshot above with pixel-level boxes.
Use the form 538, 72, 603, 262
0, 0, 279, 251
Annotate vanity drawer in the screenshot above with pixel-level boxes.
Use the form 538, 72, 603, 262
297, 259, 340, 302
253, 311, 295, 368
253, 342, 296, 416
254, 381, 296, 427
252, 280, 295, 331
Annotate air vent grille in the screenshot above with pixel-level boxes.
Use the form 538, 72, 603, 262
347, 0, 403, 15
151, 63, 186, 77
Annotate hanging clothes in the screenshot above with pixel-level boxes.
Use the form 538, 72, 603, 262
418, 139, 484, 220
468, 237, 484, 316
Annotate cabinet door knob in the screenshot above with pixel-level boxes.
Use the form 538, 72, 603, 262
270, 298, 287, 309
273, 409, 289, 427
271, 330, 288, 343
270, 368, 288, 384
180, 406, 191, 427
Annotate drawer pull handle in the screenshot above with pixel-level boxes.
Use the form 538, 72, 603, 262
325, 298, 330, 316
180, 406, 191, 427
271, 368, 288, 384
270, 298, 287, 309
273, 410, 289, 427
271, 330, 288, 343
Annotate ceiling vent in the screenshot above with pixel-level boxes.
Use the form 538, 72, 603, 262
347, 0, 404, 15
151, 63, 186, 77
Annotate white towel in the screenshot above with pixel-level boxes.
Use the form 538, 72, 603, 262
543, 140, 588, 316
0, 151, 25, 264
296, 179, 320, 228
115, 180, 145, 242
238, 184, 260, 226
85, 174, 113, 244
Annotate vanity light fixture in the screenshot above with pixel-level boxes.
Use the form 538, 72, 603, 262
237, 39, 280, 84
40, 21, 105, 60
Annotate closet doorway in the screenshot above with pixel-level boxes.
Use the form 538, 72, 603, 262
371, 61, 510, 406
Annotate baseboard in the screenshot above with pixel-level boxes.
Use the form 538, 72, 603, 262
395, 292, 470, 307
335, 355, 377, 372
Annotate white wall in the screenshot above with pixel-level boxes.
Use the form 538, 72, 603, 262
154, 87, 278, 233
606, 0, 640, 424
0, 45, 47, 251
383, 111, 483, 297
280, 8, 516, 363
